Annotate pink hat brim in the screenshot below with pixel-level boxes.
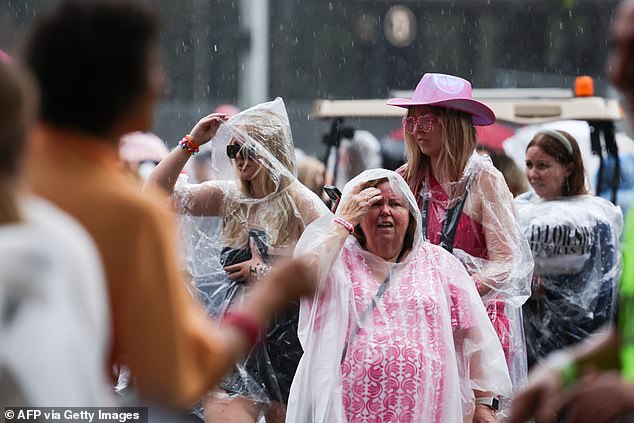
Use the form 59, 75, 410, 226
387, 97, 495, 126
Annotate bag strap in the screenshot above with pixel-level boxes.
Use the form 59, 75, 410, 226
340, 273, 391, 364
421, 171, 476, 253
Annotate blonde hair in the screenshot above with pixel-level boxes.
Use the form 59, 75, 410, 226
401, 107, 477, 193
223, 111, 300, 248
297, 155, 326, 196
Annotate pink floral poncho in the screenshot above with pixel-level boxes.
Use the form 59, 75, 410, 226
287, 169, 511, 423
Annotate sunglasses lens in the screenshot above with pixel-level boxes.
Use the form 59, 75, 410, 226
403, 114, 434, 134
227, 143, 257, 160
402, 117, 415, 134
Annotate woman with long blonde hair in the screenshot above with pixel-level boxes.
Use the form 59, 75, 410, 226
388, 73, 534, 418
147, 97, 327, 422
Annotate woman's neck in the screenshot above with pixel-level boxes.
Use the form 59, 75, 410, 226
428, 155, 441, 181
248, 183, 266, 199
0, 175, 23, 225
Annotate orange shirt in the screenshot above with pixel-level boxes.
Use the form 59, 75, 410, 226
27, 126, 233, 408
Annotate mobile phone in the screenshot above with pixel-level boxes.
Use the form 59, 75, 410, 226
323, 185, 342, 201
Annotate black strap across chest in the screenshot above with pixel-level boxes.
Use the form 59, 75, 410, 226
420, 173, 475, 253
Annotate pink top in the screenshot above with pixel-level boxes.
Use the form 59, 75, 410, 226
340, 247, 475, 423
420, 175, 510, 361
423, 175, 487, 259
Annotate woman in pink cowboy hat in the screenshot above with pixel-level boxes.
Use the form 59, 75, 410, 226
388, 73, 534, 419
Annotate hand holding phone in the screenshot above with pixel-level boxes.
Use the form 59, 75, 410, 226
323, 185, 342, 201
323, 185, 342, 212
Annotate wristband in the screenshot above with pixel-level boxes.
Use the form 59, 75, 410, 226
547, 351, 579, 388
178, 135, 200, 156
184, 134, 199, 149
223, 310, 262, 345
334, 217, 354, 234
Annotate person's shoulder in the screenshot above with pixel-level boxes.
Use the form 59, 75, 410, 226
583, 194, 623, 215
469, 158, 513, 203
19, 196, 106, 300
100, 175, 175, 225
515, 191, 538, 204
415, 241, 464, 267
25, 196, 102, 253
472, 157, 505, 185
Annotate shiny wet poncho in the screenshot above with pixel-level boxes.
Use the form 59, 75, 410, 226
403, 152, 533, 401
515, 192, 623, 367
287, 169, 512, 423
174, 98, 328, 411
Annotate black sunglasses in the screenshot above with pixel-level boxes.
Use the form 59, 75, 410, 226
226, 143, 256, 160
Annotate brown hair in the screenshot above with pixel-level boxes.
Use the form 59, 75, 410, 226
526, 130, 587, 196
0, 61, 37, 223
353, 178, 416, 262
401, 106, 477, 193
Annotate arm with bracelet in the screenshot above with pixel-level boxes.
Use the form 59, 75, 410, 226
510, 327, 621, 423
145, 112, 227, 196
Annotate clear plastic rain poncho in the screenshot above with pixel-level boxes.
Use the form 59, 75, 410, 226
406, 152, 533, 395
515, 191, 623, 368
287, 169, 512, 423
174, 98, 328, 413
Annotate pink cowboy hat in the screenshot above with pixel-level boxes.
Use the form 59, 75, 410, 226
387, 73, 495, 126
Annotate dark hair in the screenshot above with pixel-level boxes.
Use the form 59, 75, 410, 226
22, 0, 159, 136
526, 130, 587, 196
353, 178, 416, 262
0, 61, 36, 176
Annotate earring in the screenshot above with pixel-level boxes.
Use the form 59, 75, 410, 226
565, 177, 570, 193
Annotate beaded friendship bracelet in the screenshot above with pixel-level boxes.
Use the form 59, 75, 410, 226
178, 134, 200, 156
334, 217, 354, 234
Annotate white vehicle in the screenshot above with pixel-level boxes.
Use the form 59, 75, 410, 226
312, 79, 629, 208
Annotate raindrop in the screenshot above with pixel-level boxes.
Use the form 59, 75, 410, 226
213, 44, 218, 52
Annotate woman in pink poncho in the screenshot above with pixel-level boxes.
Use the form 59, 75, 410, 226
287, 169, 511, 423
388, 74, 533, 407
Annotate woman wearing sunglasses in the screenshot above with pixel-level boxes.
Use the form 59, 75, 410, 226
387, 73, 533, 417
147, 97, 328, 423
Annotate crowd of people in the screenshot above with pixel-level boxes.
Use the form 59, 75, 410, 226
4, 0, 634, 422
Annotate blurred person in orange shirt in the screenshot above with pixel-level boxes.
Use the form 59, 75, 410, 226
21, 0, 315, 411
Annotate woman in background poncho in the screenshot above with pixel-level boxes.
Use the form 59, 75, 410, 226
147, 97, 327, 422
388, 74, 533, 407
516, 129, 622, 368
